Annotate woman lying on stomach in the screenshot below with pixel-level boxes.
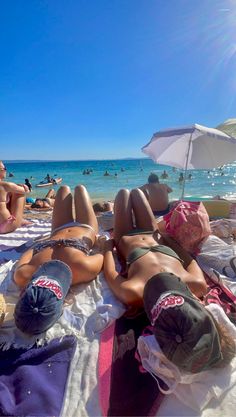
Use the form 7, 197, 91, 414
102, 188, 235, 373
13, 184, 103, 335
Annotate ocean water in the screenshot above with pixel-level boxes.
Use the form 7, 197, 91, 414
4, 158, 236, 202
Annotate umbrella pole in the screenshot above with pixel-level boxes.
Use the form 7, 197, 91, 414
181, 132, 193, 199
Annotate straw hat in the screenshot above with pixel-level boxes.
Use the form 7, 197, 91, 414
0, 294, 6, 326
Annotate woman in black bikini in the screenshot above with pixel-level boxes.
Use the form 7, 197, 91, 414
14, 184, 103, 288
103, 188, 235, 373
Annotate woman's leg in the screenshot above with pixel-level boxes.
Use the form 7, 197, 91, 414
45, 189, 56, 199
131, 188, 157, 231
74, 185, 98, 234
51, 186, 73, 232
1, 194, 26, 233
113, 189, 133, 244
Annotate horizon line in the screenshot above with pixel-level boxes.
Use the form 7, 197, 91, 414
4, 157, 149, 163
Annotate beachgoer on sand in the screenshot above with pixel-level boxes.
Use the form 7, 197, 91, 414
93, 201, 114, 214
102, 187, 235, 373
139, 173, 172, 216
0, 160, 29, 234
13, 184, 103, 335
26, 189, 56, 210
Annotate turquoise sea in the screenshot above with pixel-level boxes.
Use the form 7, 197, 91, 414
4, 159, 236, 202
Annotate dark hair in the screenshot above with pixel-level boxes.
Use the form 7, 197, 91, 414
148, 173, 159, 184
93, 202, 105, 213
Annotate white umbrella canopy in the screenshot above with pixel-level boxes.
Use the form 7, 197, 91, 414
216, 118, 236, 137
142, 123, 236, 198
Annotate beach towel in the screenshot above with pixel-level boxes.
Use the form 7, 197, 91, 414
103, 311, 163, 417
0, 218, 51, 264
0, 335, 77, 417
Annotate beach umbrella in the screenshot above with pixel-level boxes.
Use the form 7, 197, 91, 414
216, 118, 236, 137
142, 123, 236, 198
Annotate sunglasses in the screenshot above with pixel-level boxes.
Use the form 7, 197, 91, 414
0, 166, 6, 171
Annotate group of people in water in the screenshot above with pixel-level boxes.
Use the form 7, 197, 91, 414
0, 158, 235, 374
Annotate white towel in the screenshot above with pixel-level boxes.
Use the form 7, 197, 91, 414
138, 303, 236, 411
0, 259, 126, 349
197, 235, 236, 280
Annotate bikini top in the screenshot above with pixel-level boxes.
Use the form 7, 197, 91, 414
126, 244, 183, 266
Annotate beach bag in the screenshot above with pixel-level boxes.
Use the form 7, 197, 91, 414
163, 201, 211, 254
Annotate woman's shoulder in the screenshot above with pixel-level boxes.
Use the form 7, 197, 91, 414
0, 182, 8, 194
0, 181, 14, 190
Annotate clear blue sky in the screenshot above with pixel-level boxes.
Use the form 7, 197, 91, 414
1, 0, 236, 160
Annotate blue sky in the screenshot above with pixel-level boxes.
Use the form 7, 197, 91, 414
1, 0, 236, 160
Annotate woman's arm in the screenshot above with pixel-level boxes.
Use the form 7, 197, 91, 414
14, 248, 35, 287
4, 182, 29, 194
158, 233, 207, 297
166, 185, 173, 193
103, 240, 142, 306
84, 253, 104, 280
157, 232, 193, 268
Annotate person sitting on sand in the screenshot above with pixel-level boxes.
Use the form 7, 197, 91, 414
27, 189, 56, 210
14, 184, 104, 334
0, 160, 29, 234
139, 173, 172, 216
102, 188, 235, 373
93, 201, 114, 232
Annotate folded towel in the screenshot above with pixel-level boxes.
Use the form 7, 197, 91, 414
0, 335, 77, 417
